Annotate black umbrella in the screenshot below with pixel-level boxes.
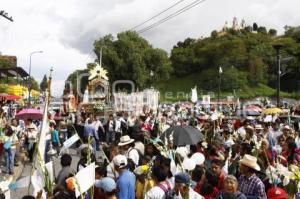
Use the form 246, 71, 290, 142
160, 125, 204, 146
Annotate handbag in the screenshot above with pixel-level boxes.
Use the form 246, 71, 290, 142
3, 139, 12, 150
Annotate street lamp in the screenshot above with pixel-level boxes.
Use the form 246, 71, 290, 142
218, 67, 223, 109
150, 70, 154, 89
273, 44, 283, 108
28, 51, 43, 107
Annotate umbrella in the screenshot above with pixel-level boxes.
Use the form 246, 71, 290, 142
236, 109, 260, 116
16, 108, 43, 120
246, 105, 262, 112
0, 93, 21, 101
160, 125, 204, 146
262, 108, 283, 115
6, 94, 21, 101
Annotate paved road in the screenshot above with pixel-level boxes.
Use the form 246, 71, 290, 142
10, 149, 80, 199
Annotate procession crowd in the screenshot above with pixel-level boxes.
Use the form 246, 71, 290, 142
0, 101, 300, 199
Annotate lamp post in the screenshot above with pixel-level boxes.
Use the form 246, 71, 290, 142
28, 51, 43, 107
150, 70, 154, 89
218, 67, 223, 110
273, 44, 283, 108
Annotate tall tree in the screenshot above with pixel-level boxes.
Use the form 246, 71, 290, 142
257, 26, 267, 34
253, 23, 258, 31
40, 75, 48, 92
94, 31, 172, 89
268, 29, 277, 37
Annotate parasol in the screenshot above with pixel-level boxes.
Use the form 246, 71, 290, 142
262, 108, 283, 115
160, 125, 204, 146
236, 109, 260, 116
245, 105, 262, 112
16, 108, 43, 120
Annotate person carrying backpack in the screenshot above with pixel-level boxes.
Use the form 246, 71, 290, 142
118, 135, 141, 166
145, 166, 172, 199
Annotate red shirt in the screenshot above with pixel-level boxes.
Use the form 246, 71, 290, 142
217, 171, 225, 190
194, 182, 219, 199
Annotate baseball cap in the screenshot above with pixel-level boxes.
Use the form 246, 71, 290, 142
175, 173, 190, 185
267, 187, 288, 199
95, 177, 116, 192
113, 154, 127, 168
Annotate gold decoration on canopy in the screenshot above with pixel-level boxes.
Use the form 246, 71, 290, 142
89, 64, 108, 81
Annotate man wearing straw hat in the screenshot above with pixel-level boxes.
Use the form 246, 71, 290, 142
118, 135, 140, 166
238, 154, 267, 199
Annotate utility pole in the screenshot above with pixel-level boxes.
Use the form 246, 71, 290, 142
0, 10, 13, 22
273, 44, 283, 108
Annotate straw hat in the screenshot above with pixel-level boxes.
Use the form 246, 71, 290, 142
245, 125, 254, 131
118, 135, 134, 146
27, 123, 36, 129
255, 124, 264, 130
240, 154, 260, 171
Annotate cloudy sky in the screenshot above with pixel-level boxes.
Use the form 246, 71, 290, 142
1, 0, 300, 96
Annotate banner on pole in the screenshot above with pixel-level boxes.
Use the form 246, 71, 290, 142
75, 163, 95, 197
63, 133, 80, 149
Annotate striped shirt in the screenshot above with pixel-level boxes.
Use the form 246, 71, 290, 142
238, 174, 267, 199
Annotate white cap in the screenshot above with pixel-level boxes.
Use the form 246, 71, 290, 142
283, 125, 290, 130
113, 155, 127, 169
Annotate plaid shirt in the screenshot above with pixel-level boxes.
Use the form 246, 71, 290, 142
238, 174, 267, 199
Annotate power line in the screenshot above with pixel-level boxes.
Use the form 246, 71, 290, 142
137, 0, 206, 34
0, 10, 13, 22
130, 0, 186, 31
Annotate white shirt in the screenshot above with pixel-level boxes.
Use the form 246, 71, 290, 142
106, 162, 119, 179
93, 120, 103, 132
115, 119, 121, 132
128, 117, 136, 127
174, 189, 204, 199
145, 184, 168, 199
108, 120, 114, 132
135, 141, 145, 155
126, 147, 139, 165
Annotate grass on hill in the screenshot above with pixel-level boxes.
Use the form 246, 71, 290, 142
155, 74, 299, 102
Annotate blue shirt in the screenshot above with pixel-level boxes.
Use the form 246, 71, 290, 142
117, 170, 136, 199
51, 129, 59, 143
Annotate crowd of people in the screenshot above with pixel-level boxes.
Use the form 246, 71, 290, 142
0, 101, 300, 199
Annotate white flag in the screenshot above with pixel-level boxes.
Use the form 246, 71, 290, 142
63, 133, 80, 149
191, 86, 198, 103
75, 163, 95, 197
219, 67, 223, 74
37, 92, 49, 163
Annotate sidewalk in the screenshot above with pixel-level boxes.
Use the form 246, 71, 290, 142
0, 151, 26, 196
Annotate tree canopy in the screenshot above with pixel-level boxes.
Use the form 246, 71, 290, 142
170, 25, 300, 92
93, 31, 172, 89
65, 24, 300, 98
40, 75, 48, 92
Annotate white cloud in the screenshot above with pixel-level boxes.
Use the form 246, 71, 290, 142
1, 0, 300, 96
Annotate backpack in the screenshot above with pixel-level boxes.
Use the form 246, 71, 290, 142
128, 147, 143, 166
157, 181, 174, 199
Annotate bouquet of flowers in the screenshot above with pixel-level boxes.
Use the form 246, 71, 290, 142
93, 102, 105, 112
289, 164, 300, 197
266, 163, 293, 186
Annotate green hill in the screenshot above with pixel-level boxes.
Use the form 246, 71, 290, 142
155, 73, 299, 102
